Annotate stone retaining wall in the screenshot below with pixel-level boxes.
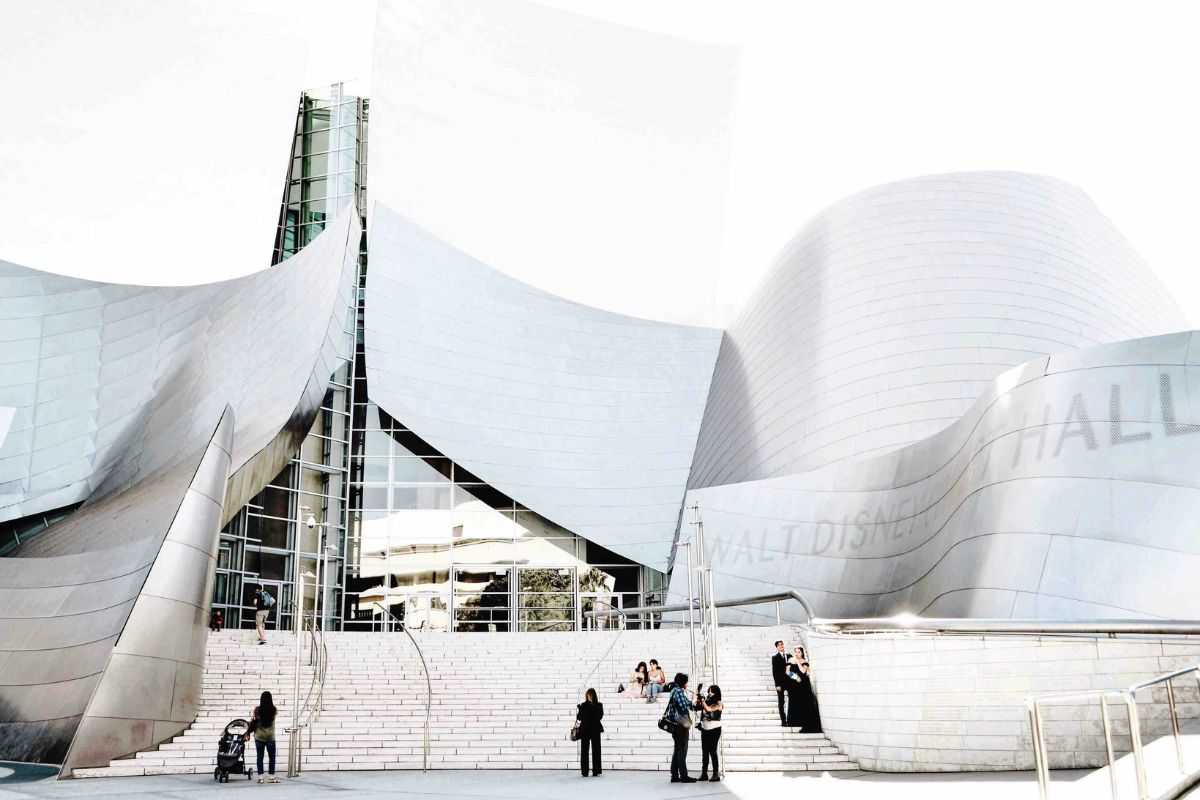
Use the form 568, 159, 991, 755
807, 631, 1200, 771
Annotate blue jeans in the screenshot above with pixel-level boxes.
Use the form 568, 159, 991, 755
255, 739, 276, 775
647, 683, 664, 701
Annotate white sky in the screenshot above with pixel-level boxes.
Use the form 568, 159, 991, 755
2, 0, 1198, 327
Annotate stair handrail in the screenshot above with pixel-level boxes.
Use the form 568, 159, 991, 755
284, 601, 327, 777
585, 590, 814, 627
585, 591, 1200, 639
580, 598, 628, 699
1027, 663, 1200, 800
372, 602, 431, 773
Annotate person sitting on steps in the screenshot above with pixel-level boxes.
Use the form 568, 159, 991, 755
646, 659, 666, 703
619, 661, 648, 699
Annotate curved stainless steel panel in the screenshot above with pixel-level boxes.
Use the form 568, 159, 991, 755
0, 211, 359, 769
677, 332, 1200, 622
365, 204, 723, 567
689, 172, 1190, 490
0, 208, 360, 527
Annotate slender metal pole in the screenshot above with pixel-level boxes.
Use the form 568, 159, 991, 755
1166, 678, 1184, 774
293, 580, 303, 733
1100, 694, 1119, 800
705, 565, 723, 780
1125, 692, 1148, 800
775, 600, 781, 625
1026, 701, 1047, 800
1031, 700, 1051, 798
694, 508, 708, 668
315, 529, 325, 632
295, 506, 308, 635
681, 540, 696, 681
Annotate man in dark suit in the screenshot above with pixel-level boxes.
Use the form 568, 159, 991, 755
771, 640, 788, 726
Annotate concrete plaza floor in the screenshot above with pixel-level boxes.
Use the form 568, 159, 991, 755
0, 767, 1095, 800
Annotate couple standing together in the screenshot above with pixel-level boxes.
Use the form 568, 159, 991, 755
771, 640, 821, 732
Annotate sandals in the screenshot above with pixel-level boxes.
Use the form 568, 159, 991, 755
258, 777, 264, 784
268, 776, 280, 784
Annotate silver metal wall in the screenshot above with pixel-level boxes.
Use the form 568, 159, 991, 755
689, 172, 1190, 490
0, 209, 359, 529
364, 204, 723, 568
0, 210, 359, 769
679, 332, 1200, 622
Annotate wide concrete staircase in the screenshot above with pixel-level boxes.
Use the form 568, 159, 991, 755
75, 625, 854, 777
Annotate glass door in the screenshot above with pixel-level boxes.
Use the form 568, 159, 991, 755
580, 592, 621, 631
518, 567, 575, 632
453, 566, 511, 631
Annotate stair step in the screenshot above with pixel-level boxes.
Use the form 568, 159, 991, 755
80, 625, 855, 777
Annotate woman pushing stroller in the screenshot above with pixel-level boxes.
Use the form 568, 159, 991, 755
244, 690, 281, 784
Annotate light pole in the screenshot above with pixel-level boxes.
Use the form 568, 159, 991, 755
301, 507, 334, 631
674, 537, 696, 682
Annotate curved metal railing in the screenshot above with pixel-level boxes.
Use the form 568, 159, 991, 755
1028, 664, 1200, 800
580, 598, 628, 699
586, 589, 815, 628
285, 602, 328, 777
373, 602, 431, 773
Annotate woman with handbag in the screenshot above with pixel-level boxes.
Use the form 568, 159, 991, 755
575, 687, 604, 777
665, 673, 699, 783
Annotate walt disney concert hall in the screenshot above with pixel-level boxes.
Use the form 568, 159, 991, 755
1, 0, 1198, 780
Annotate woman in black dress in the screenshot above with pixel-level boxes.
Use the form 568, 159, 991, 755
785, 654, 822, 733
576, 687, 604, 777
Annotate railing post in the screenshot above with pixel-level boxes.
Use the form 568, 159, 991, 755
681, 539, 696, 682
291, 598, 303, 775
1027, 699, 1049, 800
1166, 678, 1184, 775
1125, 691, 1148, 800
1100, 694, 1119, 800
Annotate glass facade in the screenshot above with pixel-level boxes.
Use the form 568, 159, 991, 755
273, 84, 368, 264
342, 404, 656, 632
215, 82, 664, 634
214, 84, 365, 632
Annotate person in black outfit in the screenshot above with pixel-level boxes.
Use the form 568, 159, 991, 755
785, 654, 822, 732
576, 687, 604, 777
698, 684, 723, 782
771, 640, 788, 726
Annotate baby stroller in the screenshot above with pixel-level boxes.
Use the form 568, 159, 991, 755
214, 718, 254, 782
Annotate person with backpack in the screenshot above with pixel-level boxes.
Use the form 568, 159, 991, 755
253, 586, 274, 645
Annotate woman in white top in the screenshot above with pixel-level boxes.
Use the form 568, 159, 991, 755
645, 659, 667, 703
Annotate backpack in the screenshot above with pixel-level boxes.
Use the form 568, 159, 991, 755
260, 590, 274, 609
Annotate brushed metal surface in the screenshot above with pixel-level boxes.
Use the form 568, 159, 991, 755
0, 211, 359, 768
689, 172, 1190, 490
365, 204, 723, 568
673, 332, 1200, 623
